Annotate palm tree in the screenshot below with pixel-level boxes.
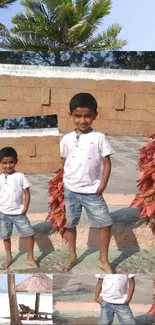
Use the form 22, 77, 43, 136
0, 0, 17, 37
7, 274, 23, 325
1, 0, 126, 51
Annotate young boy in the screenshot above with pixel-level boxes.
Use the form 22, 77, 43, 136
95, 274, 136, 325
0, 147, 38, 269
60, 92, 114, 272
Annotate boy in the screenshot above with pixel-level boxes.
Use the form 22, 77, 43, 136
95, 274, 136, 325
60, 92, 114, 272
0, 147, 38, 269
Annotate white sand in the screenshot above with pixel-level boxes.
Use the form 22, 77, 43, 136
0, 293, 53, 324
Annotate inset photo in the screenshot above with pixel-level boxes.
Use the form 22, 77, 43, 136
0, 273, 53, 325
53, 274, 155, 325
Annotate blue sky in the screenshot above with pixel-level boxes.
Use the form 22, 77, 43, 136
0, 0, 155, 51
0, 274, 53, 291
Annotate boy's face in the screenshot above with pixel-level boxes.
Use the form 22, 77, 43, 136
69, 107, 98, 133
1, 157, 18, 174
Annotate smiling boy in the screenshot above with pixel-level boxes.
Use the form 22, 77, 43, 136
0, 147, 38, 269
60, 93, 114, 272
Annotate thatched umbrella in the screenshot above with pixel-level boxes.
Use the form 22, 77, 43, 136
16, 274, 53, 314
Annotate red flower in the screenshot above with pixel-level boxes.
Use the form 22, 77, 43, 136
130, 134, 155, 233
45, 169, 67, 240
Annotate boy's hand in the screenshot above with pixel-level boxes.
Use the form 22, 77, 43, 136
124, 297, 131, 305
96, 183, 106, 195
95, 297, 102, 305
22, 208, 28, 215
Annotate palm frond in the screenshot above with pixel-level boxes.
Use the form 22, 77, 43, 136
0, 0, 17, 9
0, 34, 50, 51
87, 0, 111, 25
43, 0, 67, 12
75, 0, 91, 18
68, 20, 95, 46
85, 25, 127, 50
21, 0, 48, 17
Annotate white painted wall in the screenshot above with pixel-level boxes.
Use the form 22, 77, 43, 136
0, 64, 155, 82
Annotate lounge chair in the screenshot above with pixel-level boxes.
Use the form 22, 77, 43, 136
19, 304, 53, 320
19, 304, 35, 320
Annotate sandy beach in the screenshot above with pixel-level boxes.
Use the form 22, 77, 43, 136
0, 293, 53, 324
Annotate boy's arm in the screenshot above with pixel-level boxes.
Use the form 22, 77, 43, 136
95, 278, 103, 305
22, 188, 30, 215
124, 277, 135, 305
97, 155, 111, 195
61, 157, 66, 171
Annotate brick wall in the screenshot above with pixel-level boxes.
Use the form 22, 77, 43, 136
0, 67, 155, 173
0, 135, 61, 174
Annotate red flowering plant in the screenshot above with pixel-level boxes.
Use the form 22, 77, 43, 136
45, 169, 67, 241
130, 134, 155, 233
148, 276, 155, 314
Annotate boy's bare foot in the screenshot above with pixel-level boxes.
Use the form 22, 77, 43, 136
27, 259, 39, 268
97, 259, 114, 274
1, 258, 13, 269
60, 259, 77, 272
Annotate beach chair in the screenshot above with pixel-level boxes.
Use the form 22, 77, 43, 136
35, 311, 53, 319
19, 304, 35, 320
19, 304, 53, 320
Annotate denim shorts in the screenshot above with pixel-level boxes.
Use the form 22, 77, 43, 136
0, 214, 35, 239
98, 301, 136, 325
64, 188, 113, 229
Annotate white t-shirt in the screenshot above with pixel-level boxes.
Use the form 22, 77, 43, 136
60, 130, 114, 193
95, 274, 136, 304
0, 172, 30, 215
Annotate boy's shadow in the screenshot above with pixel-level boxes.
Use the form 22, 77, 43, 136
13, 221, 55, 265
77, 207, 145, 272
135, 313, 155, 325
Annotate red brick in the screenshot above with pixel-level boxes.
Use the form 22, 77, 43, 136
0, 87, 8, 100
42, 78, 65, 89
64, 78, 97, 90
11, 76, 43, 88
126, 93, 155, 109
22, 87, 41, 103
29, 145, 36, 157
148, 121, 155, 135
41, 88, 51, 105
51, 88, 82, 104
7, 87, 23, 102
115, 92, 125, 110
95, 90, 116, 107
0, 76, 11, 87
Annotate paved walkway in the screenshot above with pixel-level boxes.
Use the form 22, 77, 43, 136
0, 246, 155, 274
53, 311, 155, 325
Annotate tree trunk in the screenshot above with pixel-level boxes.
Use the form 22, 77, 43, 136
7, 274, 22, 325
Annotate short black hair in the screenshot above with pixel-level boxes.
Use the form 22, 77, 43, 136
0, 147, 18, 161
69, 93, 97, 113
